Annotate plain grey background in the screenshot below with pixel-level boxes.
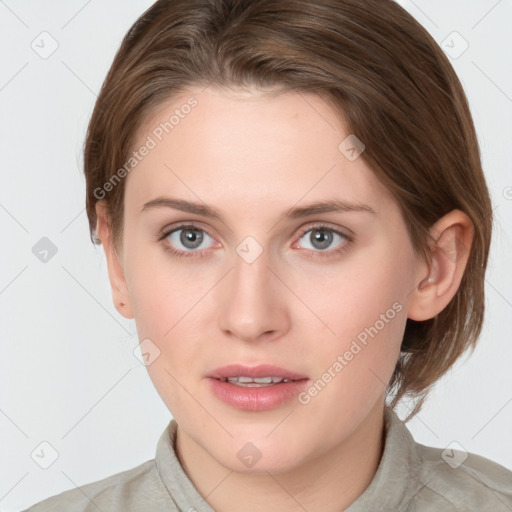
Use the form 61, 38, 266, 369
1, 1, 511, 510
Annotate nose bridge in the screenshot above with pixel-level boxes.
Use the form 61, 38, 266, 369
232, 237, 271, 293
216, 236, 288, 342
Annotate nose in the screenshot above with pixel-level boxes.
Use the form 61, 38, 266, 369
216, 244, 290, 344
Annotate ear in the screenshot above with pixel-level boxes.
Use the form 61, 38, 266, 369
407, 209, 474, 321
95, 201, 134, 319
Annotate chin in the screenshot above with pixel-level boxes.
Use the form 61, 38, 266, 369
208, 435, 306, 475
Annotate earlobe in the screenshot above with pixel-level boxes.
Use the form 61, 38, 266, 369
95, 201, 134, 320
407, 210, 473, 321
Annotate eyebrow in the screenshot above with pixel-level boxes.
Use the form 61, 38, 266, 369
141, 197, 376, 221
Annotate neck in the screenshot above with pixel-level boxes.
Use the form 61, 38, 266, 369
175, 401, 386, 512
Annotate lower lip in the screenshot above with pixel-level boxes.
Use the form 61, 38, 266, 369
206, 378, 309, 411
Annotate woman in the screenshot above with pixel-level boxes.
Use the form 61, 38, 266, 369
24, 0, 512, 510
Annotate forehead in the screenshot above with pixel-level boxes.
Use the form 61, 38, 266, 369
125, 86, 396, 217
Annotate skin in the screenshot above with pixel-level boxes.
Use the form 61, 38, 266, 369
95, 85, 474, 512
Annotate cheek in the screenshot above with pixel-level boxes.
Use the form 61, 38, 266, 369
123, 237, 199, 333
295, 253, 409, 347
294, 251, 411, 401
124, 243, 217, 367
125, 253, 213, 414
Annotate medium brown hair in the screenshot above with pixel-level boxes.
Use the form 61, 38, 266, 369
83, 0, 493, 420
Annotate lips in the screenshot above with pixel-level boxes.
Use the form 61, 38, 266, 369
206, 363, 308, 381
206, 364, 310, 411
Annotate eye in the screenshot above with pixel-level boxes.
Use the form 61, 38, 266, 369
159, 224, 217, 258
294, 224, 352, 257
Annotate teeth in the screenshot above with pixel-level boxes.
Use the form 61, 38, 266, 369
222, 376, 293, 384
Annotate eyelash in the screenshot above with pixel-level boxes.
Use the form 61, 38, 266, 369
157, 223, 353, 260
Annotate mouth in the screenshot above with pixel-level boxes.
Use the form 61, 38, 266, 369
206, 363, 308, 385
205, 363, 310, 410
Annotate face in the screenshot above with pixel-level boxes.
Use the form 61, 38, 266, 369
114, 85, 424, 473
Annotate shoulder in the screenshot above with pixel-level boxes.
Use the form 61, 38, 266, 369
413, 442, 512, 511
22, 459, 175, 512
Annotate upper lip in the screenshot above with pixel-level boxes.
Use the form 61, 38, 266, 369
207, 364, 308, 381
